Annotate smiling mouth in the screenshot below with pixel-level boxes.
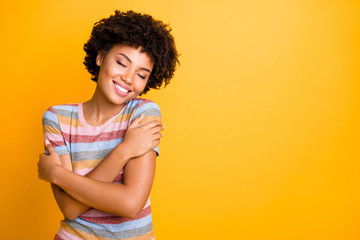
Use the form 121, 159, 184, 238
113, 81, 131, 93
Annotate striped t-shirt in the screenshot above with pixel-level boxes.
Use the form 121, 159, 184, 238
42, 98, 161, 240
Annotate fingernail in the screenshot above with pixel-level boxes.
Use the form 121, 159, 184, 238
45, 139, 50, 145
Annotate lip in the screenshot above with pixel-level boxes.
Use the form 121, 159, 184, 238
113, 81, 132, 97
114, 81, 131, 91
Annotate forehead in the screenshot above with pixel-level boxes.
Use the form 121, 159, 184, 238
107, 44, 153, 68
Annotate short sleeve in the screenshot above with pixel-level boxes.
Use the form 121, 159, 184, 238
42, 107, 70, 156
130, 100, 161, 156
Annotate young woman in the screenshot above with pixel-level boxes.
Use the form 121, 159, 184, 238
37, 10, 179, 240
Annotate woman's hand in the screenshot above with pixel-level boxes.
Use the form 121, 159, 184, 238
122, 113, 164, 159
37, 140, 63, 183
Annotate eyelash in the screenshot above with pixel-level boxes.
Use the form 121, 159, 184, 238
117, 61, 126, 67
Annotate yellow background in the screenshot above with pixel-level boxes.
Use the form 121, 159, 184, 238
1, 0, 359, 239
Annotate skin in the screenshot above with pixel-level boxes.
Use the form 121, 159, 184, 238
38, 44, 164, 220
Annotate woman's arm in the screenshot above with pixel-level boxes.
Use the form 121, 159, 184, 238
50, 154, 88, 220
39, 147, 156, 219
43, 116, 163, 220
50, 143, 130, 220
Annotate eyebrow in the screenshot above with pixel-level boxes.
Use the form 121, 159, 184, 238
118, 53, 151, 73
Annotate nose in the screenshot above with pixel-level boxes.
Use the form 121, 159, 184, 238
121, 72, 132, 84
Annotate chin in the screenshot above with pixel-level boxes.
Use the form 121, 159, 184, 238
111, 95, 135, 105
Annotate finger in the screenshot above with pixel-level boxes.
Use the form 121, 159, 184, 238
150, 126, 164, 134
153, 132, 163, 141
141, 120, 163, 130
152, 139, 160, 148
129, 113, 145, 128
150, 123, 165, 131
45, 139, 56, 154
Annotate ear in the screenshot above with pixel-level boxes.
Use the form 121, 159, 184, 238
96, 53, 103, 66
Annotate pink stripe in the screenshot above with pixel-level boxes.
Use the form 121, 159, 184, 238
144, 197, 151, 208
54, 234, 65, 240
47, 140, 67, 148
62, 129, 126, 143
44, 133, 64, 142
79, 205, 151, 224
80, 208, 117, 217
113, 173, 123, 182
59, 121, 130, 136
48, 107, 56, 114
73, 168, 92, 176
56, 228, 84, 240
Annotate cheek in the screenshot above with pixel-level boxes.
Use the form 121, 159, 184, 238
103, 63, 125, 76
133, 80, 148, 94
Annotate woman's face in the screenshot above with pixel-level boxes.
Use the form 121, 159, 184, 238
96, 44, 154, 106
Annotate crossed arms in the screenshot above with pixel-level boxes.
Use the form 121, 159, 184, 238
38, 114, 163, 220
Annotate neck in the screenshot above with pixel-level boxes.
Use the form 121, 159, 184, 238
82, 85, 126, 126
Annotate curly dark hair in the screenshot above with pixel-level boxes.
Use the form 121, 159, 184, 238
83, 10, 179, 94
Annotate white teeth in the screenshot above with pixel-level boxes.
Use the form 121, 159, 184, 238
115, 83, 129, 93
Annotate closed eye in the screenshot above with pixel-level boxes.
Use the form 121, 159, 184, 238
137, 74, 145, 79
117, 61, 126, 67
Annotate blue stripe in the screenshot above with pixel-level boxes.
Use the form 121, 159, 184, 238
53, 104, 78, 112
128, 98, 143, 106
134, 102, 160, 115
69, 138, 123, 153
55, 145, 69, 153
153, 146, 160, 156
130, 103, 161, 124
43, 110, 59, 123
74, 213, 153, 232
45, 145, 69, 156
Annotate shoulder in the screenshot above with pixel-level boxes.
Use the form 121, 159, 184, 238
42, 103, 79, 124
125, 97, 159, 110
126, 98, 161, 123
126, 98, 160, 114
